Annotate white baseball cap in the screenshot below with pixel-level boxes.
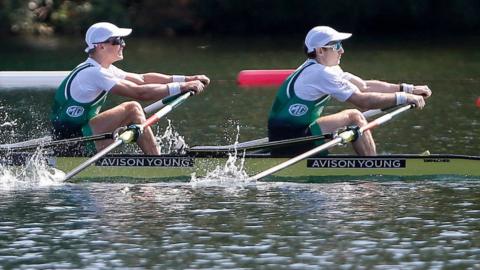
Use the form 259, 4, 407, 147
305, 26, 352, 53
84, 22, 132, 53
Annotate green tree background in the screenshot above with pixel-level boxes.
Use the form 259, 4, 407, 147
1, 0, 479, 38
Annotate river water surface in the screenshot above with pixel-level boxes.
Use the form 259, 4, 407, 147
1, 36, 479, 269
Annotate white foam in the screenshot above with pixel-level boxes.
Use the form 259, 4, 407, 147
0, 151, 65, 191
0, 121, 17, 128
155, 119, 188, 154
190, 125, 255, 189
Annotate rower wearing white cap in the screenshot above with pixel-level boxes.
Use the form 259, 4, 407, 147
51, 22, 210, 155
268, 26, 432, 156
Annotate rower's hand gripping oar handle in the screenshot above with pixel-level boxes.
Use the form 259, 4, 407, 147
143, 80, 206, 114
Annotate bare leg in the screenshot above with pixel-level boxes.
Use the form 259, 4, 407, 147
316, 109, 376, 155
89, 101, 160, 155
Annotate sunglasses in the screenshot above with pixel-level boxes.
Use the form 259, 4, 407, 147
322, 41, 343, 52
95, 37, 126, 46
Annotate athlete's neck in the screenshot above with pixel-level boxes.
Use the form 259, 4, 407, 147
89, 53, 114, 68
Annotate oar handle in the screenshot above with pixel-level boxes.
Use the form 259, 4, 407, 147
362, 104, 400, 118
142, 91, 193, 128
360, 104, 414, 133
143, 93, 184, 115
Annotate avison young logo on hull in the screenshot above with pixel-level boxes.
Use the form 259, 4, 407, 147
96, 156, 194, 167
307, 158, 406, 169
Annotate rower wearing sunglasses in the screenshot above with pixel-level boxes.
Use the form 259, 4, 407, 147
51, 22, 210, 156
267, 26, 432, 156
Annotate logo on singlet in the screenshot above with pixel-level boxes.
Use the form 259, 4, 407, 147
288, 104, 308, 116
66, 106, 84, 117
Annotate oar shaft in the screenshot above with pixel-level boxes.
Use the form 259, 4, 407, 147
142, 92, 192, 128
360, 104, 413, 132
64, 139, 123, 180
249, 104, 414, 181
362, 105, 398, 118
250, 137, 344, 181
143, 93, 183, 115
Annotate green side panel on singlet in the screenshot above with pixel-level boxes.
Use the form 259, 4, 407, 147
50, 63, 108, 128
268, 63, 331, 128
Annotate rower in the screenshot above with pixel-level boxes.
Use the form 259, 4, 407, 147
267, 26, 432, 156
50, 22, 210, 156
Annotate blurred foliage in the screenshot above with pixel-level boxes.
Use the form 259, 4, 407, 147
1, 0, 480, 37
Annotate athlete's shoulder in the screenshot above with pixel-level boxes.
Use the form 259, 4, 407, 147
299, 63, 340, 84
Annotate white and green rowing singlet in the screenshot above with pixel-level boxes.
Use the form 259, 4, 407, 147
51, 58, 126, 137
268, 59, 358, 134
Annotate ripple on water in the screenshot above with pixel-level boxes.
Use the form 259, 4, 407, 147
439, 230, 470, 238
60, 229, 90, 238
190, 208, 231, 214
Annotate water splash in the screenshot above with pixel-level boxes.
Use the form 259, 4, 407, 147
0, 150, 65, 191
190, 125, 255, 189
156, 119, 188, 154
0, 108, 18, 144
0, 120, 17, 128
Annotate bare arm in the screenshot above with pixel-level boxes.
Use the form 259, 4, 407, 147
110, 79, 205, 101
348, 73, 432, 98
348, 74, 399, 93
347, 91, 426, 111
125, 72, 210, 86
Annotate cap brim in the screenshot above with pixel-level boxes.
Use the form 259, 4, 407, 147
113, 28, 132, 37
331, 32, 352, 42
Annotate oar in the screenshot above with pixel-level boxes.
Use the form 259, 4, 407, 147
63, 91, 193, 181
188, 105, 402, 154
237, 69, 294, 87
0, 94, 184, 152
249, 104, 414, 181
143, 93, 183, 114
0, 133, 114, 152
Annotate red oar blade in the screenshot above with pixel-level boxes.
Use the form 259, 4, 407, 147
237, 69, 294, 88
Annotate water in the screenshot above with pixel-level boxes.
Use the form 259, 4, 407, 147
1, 36, 479, 154
1, 181, 480, 269
1, 36, 480, 268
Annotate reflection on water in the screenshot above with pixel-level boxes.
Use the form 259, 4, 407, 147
1, 181, 479, 269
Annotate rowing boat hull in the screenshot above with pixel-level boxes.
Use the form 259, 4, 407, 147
38, 154, 479, 181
